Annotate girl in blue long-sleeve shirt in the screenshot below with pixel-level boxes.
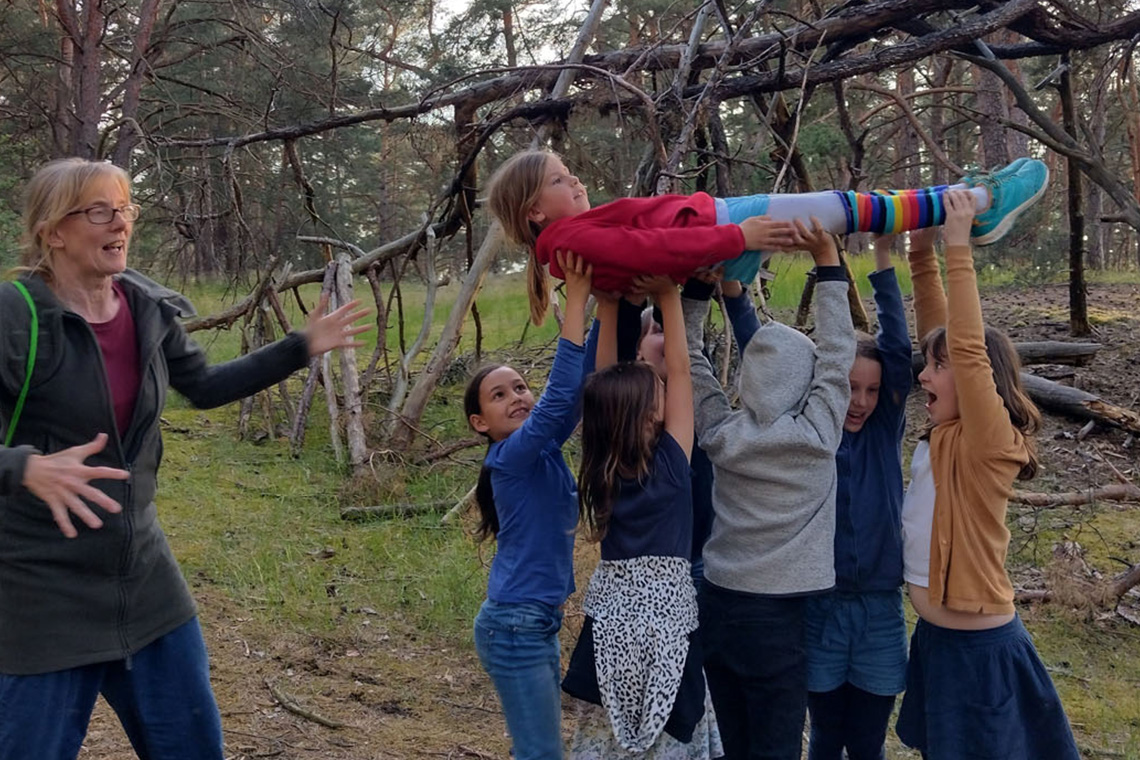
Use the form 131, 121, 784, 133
464, 251, 595, 760
802, 233, 915, 760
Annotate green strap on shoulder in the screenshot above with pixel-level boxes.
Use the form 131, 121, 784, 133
4, 281, 38, 447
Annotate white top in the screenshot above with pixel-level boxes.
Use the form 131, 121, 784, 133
901, 441, 936, 587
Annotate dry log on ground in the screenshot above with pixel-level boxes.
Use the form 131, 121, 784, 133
909, 342, 1100, 373
340, 501, 455, 521
1011, 484, 1140, 507
1019, 373, 1140, 434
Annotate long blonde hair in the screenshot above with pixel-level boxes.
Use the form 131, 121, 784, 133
486, 150, 553, 325
19, 158, 132, 279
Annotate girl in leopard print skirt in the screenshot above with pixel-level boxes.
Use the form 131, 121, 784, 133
561, 274, 722, 760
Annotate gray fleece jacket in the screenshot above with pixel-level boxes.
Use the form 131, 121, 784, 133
684, 278, 854, 595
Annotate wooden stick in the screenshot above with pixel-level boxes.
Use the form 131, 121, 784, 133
1011, 484, 1140, 507
264, 678, 345, 729
340, 501, 455, 521
335, 253, 368, 474
290, 263, 338, 456
440, 485, 479, 525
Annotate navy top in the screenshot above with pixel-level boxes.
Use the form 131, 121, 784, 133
614, 297, 712, 567
833, 268, 911, 591
484, 337, 586, 606
600, 432, 693, 562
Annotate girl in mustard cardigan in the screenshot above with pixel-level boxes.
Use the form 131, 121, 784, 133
895, 188, 1079, 759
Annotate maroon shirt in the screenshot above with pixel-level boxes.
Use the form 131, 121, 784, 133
89, 281, 141, 437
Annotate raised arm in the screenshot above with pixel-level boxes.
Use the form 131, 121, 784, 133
907, 225, 946, 342
682, 295, 733, 440
634, 276, 693, 460
719, 279, 762, 355
494, 251, 593, 463
795, 219, 855, 449
941, 190, 1022, 453
592, 295, 620, 372
869, 235, 914, 414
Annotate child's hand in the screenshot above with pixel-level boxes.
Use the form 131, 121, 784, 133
942, 188, 976, 248
630, 274, 678, 298
556, 250, 593, 303
793, 217, 840, 267
692, 266, 724, 285
739, 215, 798, 251
907, 226, 938, 252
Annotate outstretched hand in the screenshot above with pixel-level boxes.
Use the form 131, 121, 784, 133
793, 217, 840, 267
942, 188, 976, 248
630, 274, 677, 297
22, 433, 129, 538
303, 294, 373, 357
739, 215, 799, 251
556, 250, 593, 305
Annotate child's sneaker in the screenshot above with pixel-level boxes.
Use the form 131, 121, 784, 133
960, 158, 1048, 245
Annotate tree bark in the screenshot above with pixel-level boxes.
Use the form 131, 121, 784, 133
1059, 54, 1091, 337
1019, 373, 1140, 434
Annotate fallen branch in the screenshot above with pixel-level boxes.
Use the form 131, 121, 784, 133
419, 437, 484, 464
441, 485, 479, 525
340, 501, 454, 521
1020, 373, 1140, 435
909, 342, 1100, 373
1011, 484, 1140, 507
264, 678, 345, 729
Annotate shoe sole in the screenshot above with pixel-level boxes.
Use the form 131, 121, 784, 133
971, 164, 1050, 246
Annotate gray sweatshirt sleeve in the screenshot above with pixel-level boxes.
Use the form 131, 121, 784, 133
800, 280, 856, 451
682, 296, 733, 440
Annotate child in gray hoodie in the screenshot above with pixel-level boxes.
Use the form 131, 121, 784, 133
683, 218, 855, 760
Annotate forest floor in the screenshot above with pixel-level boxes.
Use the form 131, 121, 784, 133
78, 280, 1140, 760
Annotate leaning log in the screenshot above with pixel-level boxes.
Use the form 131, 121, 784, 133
1019, 373, 1140, 435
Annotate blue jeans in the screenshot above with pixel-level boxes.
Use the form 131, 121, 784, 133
0, 617, 223, 760
474, 598, 564, 760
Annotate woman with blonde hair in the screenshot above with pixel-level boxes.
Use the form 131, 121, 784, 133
0, 158, 369, 759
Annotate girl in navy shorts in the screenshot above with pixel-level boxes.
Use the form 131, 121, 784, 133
896, 188, 1079, 759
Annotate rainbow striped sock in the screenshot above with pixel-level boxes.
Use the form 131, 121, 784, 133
836, 185, 951, 234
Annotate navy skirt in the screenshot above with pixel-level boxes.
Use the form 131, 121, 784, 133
896, 615, 1080, 760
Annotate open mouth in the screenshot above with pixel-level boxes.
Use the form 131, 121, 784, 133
925, 391, 938, 411
103, 242, 125, 253
508, 407, 530, 420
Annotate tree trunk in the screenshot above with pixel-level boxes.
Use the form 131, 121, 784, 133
1059, 54, 1091, 337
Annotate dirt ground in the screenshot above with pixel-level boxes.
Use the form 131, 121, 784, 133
79, 282, 1140, 759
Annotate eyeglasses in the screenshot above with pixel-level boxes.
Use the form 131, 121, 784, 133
65, 204, 141, 225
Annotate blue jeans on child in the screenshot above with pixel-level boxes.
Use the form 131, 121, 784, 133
0, 617, 223, 760
474, 598, 564, 760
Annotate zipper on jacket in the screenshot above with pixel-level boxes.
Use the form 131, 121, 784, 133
66, 311, 136, 665
117, 461, 134, 667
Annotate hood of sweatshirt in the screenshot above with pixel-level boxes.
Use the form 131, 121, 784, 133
738, 321, 816, 423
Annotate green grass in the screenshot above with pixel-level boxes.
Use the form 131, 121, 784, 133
150, 265, 1140, 751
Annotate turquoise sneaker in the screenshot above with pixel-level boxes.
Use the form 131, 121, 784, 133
960, 158, 1048, 246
